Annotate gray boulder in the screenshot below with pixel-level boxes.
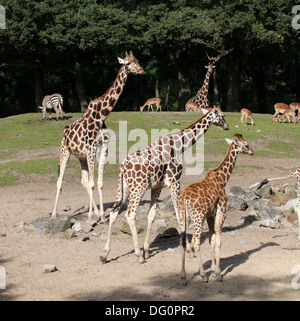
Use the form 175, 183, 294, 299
30, 216, 72, 236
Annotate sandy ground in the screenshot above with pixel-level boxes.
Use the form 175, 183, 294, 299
0, 154, 300, 301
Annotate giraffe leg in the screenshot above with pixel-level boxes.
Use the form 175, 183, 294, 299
193, 218, 208, 283
143, 188, 162, 260
126, 196, 145, 263
180, 228, 187, 286
52, 148, 70, 218
211, 204, 226, 282
100, 176, 129, 263
80, 157, 97, 224
96, 143, 109, 223
297, 206, 300, 241
207, 215, 216, 272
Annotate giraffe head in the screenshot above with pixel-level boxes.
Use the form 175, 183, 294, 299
118, 51, 146, 75
210, 108, 230, 130
226, 134, 254, 156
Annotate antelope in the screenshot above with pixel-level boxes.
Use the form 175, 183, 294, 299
240, 108, 255, 126
273, 103, 296, 124
140, 97, 162, 112
290, 102, 300, 122
185, 101, 201, 112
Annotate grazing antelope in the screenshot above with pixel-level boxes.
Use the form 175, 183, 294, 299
240, 108, 255, 126
273, 103, 296, 124
290, 102, 300, 122
140, 97, 162, 112
185, 101, 201, 112
178, 134, 254, 285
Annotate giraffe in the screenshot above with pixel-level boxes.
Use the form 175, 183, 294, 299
185, 53, 224, 112
185, 59, 214, 112
178, 134, 254, 285
51, 51, 145, 224
100, 108, 229, 264
256, 167, 300, 240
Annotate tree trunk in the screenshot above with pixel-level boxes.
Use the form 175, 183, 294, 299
213, 68, 220, 104
253, 66, 267, 113
226, 51, 242, 112
178, 70, 191, 111
155, 79, 159, 98
164, 78, 170, 111
296, 56, 300, 101
72, 51, 88, 113
34, 65, 44, 112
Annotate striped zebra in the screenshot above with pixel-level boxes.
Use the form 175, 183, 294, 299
39, 94, 64, 120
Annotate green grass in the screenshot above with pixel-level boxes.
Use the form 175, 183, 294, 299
0, 111, 299, 186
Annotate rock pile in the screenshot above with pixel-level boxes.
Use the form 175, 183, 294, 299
228, 183, 298, 230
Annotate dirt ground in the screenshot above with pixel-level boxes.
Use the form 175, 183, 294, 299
0, 153, 300, 301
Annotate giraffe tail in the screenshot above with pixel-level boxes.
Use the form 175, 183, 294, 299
111, 165, 124, 210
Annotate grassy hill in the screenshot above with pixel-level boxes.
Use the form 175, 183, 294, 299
0, 111, 299, 186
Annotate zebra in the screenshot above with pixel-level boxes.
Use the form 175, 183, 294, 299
38, 94, 64, 120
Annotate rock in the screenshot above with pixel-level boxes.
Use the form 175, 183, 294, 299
273, 192, 293, 205
173, 121, 180, 125
162, 196, 175, 214
288, 212, 298, 223
63, 204, 71, 212
275, 199, 299, 216
43, 264, 58, 273
255, 219, 280, 229
119, 220, 144, 235
153, 219, 167, 227
31, 216, 72, 236
64, 228, 76, 239
72, 221, 93, 233
255, 185, 271, 199
229, 186, 246, 198
271, 184, 285, 194
244, 190, 259, 201
0, 232, 6, 238
14, 220, 26, 231
227, 196, 248, 211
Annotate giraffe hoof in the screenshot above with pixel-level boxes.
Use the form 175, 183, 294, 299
138, 256, 145, 264
201, 275, 209, 283
180, 279, 187, 286
211, 273, 223, 282
99, 256, 107, 264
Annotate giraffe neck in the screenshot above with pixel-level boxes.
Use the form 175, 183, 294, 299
197, 68, 212, 97
83, 65, 128, 123
171, 111, 215, 156
213, 143, 239, 185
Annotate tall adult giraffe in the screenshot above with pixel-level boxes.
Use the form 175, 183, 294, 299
51, 51, 145, 223
100, 109, 229, 264
185, 52, 225, 112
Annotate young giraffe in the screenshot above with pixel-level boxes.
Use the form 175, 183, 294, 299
178, 134, 254, 285
257, 167, 300, 240
100, 109, 229, 264
52, 51, 145, 223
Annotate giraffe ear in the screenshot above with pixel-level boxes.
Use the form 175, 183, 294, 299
118, 57, 129, 65
225, 138, 233, 145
